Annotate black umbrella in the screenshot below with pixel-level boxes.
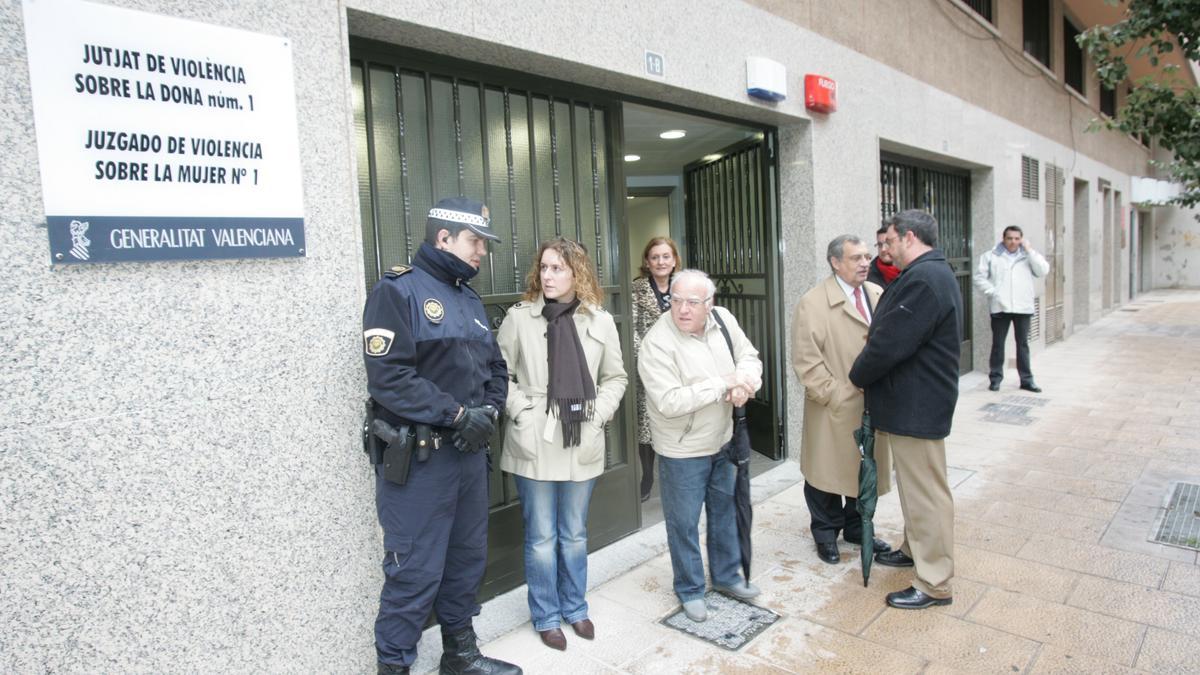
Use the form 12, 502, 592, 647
725, 406, 754, 581
853, 410, 878, 587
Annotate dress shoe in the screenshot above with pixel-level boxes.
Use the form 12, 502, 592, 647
715, 581, 761, 600
1020, 382, 1042, 393
570, 618, 594, 640
886, 586, 952, 609
988, 381, 1001, 391
816, 541, 840, 565
874, 549, 914, 567
844, 536, 892, 554
377, 664, 409, 674
682, 598, 707, 622
538, 627, 567, 651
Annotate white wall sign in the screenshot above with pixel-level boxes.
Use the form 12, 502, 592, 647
22, 0, 305, 264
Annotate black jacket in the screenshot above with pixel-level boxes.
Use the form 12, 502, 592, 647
849, 249, 962, 439
362, 243, 507, 429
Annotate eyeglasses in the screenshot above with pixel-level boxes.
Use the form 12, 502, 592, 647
669, 296, 711, 308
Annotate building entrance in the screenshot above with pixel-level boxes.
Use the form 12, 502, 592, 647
880, 153, 974, 373
349, 42, 784, 602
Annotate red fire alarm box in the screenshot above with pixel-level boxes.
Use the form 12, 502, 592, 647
805, 74, 837, 113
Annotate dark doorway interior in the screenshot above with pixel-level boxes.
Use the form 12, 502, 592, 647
621, 103, 785, 525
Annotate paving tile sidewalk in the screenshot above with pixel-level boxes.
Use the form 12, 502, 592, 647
454, 290, 1200, 674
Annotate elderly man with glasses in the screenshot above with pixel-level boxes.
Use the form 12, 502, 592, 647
637, 269, 763, 623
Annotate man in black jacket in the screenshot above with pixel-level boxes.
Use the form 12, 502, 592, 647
849, 209, 961, 610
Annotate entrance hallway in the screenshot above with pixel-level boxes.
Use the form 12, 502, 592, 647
408, 290, 1200, 673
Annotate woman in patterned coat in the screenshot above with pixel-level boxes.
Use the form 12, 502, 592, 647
631, 236, 680, 501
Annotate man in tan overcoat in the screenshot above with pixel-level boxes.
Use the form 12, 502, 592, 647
790, 234, 893, 565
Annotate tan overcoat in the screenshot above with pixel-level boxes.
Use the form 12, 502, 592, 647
497, 295, 627, 482
790, 275, 891, 496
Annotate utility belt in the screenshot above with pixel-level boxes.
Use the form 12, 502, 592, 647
362, 400, 443, 486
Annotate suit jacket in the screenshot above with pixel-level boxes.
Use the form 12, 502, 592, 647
791, 276, 891, 496
497, 295, 628, 481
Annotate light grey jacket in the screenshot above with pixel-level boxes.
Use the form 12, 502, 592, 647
974, 242, 1050, 315
497, 296, 627, 482
637, 307, 762, 459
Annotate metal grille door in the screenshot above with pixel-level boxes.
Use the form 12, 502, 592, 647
684, 136, 784, 459
880, 154, 973, 373
351, 44, 637, 600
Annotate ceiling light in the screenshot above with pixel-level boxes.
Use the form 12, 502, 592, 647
624, 154, 641, 162
626, 196, 636, 200
703, 153, 722, 161
659, 130, 687, 140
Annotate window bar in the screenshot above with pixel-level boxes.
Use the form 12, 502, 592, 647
503, 89, 521, 288
569, 102, 583, 242
748, 148, 760, 274
588, 105, 603, 283
548, 96, 563, 237
359, 63, 384, 282
526, 92, 541, 246
395, 69, 414, 263
478, 85, 496, 291
735, 150, 748, 276
452, 78, 465, 196
424, 72, 437, 207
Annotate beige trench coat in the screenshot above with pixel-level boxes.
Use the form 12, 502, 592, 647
497, 296, 628, 482
790, 275, 891, 496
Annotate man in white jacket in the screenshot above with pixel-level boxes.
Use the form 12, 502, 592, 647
638, 269, 762, 623
974, 226, 1050, 392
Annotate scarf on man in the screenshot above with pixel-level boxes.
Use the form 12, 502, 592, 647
874, 257, 901, 284
541, 298, 596, 446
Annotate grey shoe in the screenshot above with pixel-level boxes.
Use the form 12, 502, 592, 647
682, 599, 707, 622
714, 581, 761, 600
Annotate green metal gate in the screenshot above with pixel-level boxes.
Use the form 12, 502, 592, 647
880, 154, 974, 373
683, 136, 785, 459
350, 42, 639, 601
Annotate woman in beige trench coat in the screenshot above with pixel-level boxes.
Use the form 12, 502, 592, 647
497, 238, 627, 651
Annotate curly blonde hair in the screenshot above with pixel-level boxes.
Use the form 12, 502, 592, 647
523, 237, 604, 309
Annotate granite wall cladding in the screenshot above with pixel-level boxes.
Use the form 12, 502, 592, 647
3, 0, 1149, 669
2, 0, 378, 671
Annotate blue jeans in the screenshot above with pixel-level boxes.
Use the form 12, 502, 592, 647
514, 476, 597, 631
658, 451, 742, 603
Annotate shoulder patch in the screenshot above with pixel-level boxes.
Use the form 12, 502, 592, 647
384, 265, 412, 278
364, 328, 395, 357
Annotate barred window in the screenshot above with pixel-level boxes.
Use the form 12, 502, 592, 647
1021, 156, 1040, 200
962, 0, 993, 23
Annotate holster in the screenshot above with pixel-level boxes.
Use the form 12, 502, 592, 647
372, 418, 417, 486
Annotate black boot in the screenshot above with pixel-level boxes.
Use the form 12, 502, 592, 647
378, 663, 409, 674
439, 627, 522, 675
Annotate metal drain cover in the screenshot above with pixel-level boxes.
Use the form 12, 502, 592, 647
980, 402, 1036, 425
1151, 482, 1200, 551
1003, 395, 1049, 407
660, 590, 780, 651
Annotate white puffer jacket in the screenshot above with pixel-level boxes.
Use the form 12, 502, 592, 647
973, 242, 1050, 315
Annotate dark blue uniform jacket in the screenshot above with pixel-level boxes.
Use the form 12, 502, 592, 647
849, 249, 962, 440
363, 242, 507, 429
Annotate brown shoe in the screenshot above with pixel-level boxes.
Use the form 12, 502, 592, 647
539, 627, 567, 650
570, 618, 595, 640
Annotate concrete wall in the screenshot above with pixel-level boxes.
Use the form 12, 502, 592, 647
2, 0, 1151, 670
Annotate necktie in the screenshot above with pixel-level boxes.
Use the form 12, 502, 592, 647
854, 287, 870, 323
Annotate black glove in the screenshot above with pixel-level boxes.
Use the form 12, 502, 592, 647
451, 405, 498, 452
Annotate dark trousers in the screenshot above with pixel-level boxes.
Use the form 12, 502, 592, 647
989, 312, 1033, 385
804, 481, 862, 544
374, 444, 489, 667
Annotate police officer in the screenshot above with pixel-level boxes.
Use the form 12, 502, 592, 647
363, 197, 521, 675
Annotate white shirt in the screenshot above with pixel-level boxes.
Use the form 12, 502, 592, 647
834, 274, 871, 322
